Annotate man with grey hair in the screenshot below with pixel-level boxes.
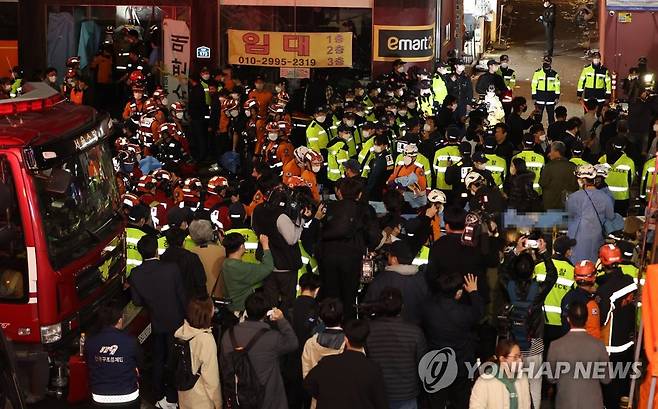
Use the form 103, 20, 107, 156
189, 219, 226, 297
539, 140, 579, 210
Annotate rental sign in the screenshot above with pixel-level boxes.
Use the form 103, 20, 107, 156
373, 24, 435, 62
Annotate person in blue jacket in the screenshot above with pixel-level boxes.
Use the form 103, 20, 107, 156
85, 301, 140, 409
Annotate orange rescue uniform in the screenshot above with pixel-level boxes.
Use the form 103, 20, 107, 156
301, 170, 321, 202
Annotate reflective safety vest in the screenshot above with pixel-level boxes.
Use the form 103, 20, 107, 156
621, 263, 642, 285
395, 153, 433, 188
497, 67, 517, 90
200, 79, 212, 106
156, 233, 196, 254
531, 68, 560, 104
418, 94, 435, 117
569, 157, 589, 168
598, 154, 635, 201
513, 150, 545, 193
432, 75, 448, 105
577, 64, 612, 102
484, 154, 507, 189
298, 242, 318, 276
358, 137, 376, 177
126, 227, 167, 275
412, 245, 430, 266
640, 157, 656, 199
306, 120, 331, 152
327, 139, 350, 182
533, 258, 575, 326
225, 228, 259, 264
433, 145, 462, 190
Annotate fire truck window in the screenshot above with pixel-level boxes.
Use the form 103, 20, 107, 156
34, 140, 120, 269
0, 157, 27, 302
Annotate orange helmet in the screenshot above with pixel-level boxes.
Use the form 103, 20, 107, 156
287, 176, 309, 189
137, 175, 156, 193
114, 136, 130, 151
599, 244, 622, 266
265, 121, 280, 133
277, 120, 291, 135
143, 98, 159, 114
126, 144, 142, 156
243, 98, 258, 111
159, 122, 181, 136
183, 177, 203, 195
152, 169, 171, 182
222, 98, 239, 112
305, 149, 323, 167
121, 193, 141, 208
574, 260, 597, 284
208, 176, 229, 193
129, 69, 145, 84
276, 91, 290, 104
269, 103, 285, 114
170, 101, 185, 112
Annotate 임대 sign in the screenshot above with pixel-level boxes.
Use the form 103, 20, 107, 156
228, 29, 352, 68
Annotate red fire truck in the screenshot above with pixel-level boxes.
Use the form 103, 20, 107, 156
0, 82, 144, 401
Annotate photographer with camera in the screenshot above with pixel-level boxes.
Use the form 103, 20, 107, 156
499, 234, 557, 409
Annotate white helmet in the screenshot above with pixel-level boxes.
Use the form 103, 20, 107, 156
403, 143, 419, 155
594, 163, 610, 178
427, 189, 447, 204
464, 171, 484, 188
294, 146, 310, 164
575, 164, 597, 179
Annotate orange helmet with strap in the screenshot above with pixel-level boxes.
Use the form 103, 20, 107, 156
305, 149, 323, 171
152, 169, 171, 182
243, 98, 258, 111
143, 98, 159, 114
207, 176, 229, 193
121, 193, 140, 208
137, 175, 156, 193
159, 122, 181, 136
599, 244, 622, 266
276, 91, 290, 104
170, 101, 185, 113
269, 103, 285, 114
574, 260, 597, 284
277, 120, 291, 135
183, 177, 203, 195
265, 121, 280, 133
129, 70, 145, 84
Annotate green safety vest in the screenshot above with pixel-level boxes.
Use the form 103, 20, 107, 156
485, 154, 507, 189
497, 67, 517, 90
125, 226, 167, 275
358, 137, 376, 177
433, 145, 462, 190
327, 139, 350, 182
533, 258, 575, 326
569, 157, 589, 168
641, 157, 656, 199
225, 228, 259, 264
418, 95, 435, 117
531, 69, 560, 100
577, 64, 612, 100
298, 242, 318, 277
306, 120, 330, 152
10, 78, 22, 98
598, 154, 635, 201
432, 75, 448, 105
200, 79, 211, 106
395, 153, 432, 188
412, 246, 430, 266
513, 150, 545, 193
157, 233, 196, 255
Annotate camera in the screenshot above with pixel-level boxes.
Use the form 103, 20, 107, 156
211, 297, 238, 330
524, 230, 542, 248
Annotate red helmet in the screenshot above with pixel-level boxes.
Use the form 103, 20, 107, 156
287, 176, 309, 189
114, 136, 130, 151
129, 70, 145, 84
265, 121, 280, 133
143, 98, 159, 114
152, 169, 171, 182
208, 176, 229, 192
599, 244, 622, 266
159, 122, 181, 136
277, 120, 291, 135
152, 86, 165, 99
137, 175, 156, 193
222, 98, 239, 112
574, 260, 597, 284
183, 177, 203, 195
268, 103, 285, 114
243, 98, 258, 111
276, 91, 290, 104
66, 56, 81, 68
121, 193, 140, 208
116, 150, 133, 166
306, 149, 323, 167
126, 144, 142, 156
170, 101, 185, 112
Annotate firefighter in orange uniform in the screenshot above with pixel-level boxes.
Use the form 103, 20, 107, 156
261, 121, 294, 173
387, 143, 427, 208
122, 84, 148, 122
248, 75, 273, 118
301, 148, 323, 203
561, 260, 601, 338
283, 146, 306, 185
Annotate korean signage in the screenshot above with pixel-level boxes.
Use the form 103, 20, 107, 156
607, 0, 658, 10
227, 29, 352, 68
163, 19, 191, 103
373, 24, 435, 62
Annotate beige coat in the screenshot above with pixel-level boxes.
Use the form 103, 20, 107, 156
301, 333, 345, 409
469, 373, 532, 409
190, 243, 226, 297
174, 321, 222, 409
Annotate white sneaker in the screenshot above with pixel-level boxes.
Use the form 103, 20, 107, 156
155, 397, 178, 409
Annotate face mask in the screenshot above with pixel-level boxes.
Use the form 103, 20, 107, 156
345, 97, 354, 102
176, 112, 184, 119
374, 145, 384, 153
403, 156, 413, 166
201, 74, 210, 81
407, 102, 416, 109
475, 162, 486, 170
399, 110, 408, 116
397, 90, 404, 97
229, 109, 239, 117
420, 89, 431, 96
345, 120, 355, 127
539, 134, 547, 141
268, 133, 278, 141
362, 130, 371, 139
592, 59, 601, 66
245, 110, 252, 118
356, 89, 365, 96
275, 86, 281, 93
134, 93, 143, 100
501, 63, 509, 69
456, 65, 465, 74
316, 115, 326, 123
48, 75, 57, 83
255, 83, 264, 90
423, 124, 431, 132
312, 164, 321, 173
388, 108, 398, 115
160, 97, 168, 106
397, 67, 405, 73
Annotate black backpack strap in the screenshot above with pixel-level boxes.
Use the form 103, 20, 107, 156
230, 327, 269, 351
245, 328, 269, 352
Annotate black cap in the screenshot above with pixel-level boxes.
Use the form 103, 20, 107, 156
459, 141, 473, 156
337, 123, 352, 133
393, 59, 405, 67
472, 151, 488, 163
484, 137, 496, 150
487, 59, 499, 67
454, 58, 466, 65
446, 126, 461, 141
553, 235, 577, 255
167, 206, 193, 228
500, 54, 509, 63
343, 159, 361, 174
381, 240, 415, 265
128, 204, 149, 222
572, 141, 584, 155
591, 51, 601, 59
523, 133, 535, 148
611, 137, 625, 151
436, 61, 448, 69
343, 111, 357, 119
362, 121, 376, 130
315, 106, 328, 114
407, 117, 422, 129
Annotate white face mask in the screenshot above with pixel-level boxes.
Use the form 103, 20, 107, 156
475, 162, 486, 170
501, 63, 508, 69
345, 97, 354, 102
311, 164, 321, 173
407, 102, 416, 109
420, 89, 431, 96
397, 90, 404, 97
201, 74, 210, 81
539, 134, 547, 142
176, 112, 184, 119
403, 156, 413, 166
397, 67, 405, 73
592, 59, 601, 65
275, 86, 282, 93
362, 130, 370, 139
374, 145, 384, 153
316, 115, 326, 123
423, 124, 431, 132
230, 109, 239, 117
345, 120, 355, 127
48, 75, 57, 83
245, 110, 252, 118
268, 133, 278, 141
134, 93, 143, 100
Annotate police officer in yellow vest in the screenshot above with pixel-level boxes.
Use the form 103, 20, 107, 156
577, 51, 612, 104
640, 155, 656, 200
514, 134, 545, 193
417, 79, 436, 118
125, 205, 161, 275
483, 137, 507, 190
531, 56, 560, 124
569, 141, 589, 168
497, 55, 517, 91
326, 124, 353, 183
433, 127, 462, 192
432, 62, 450, 107
357, 122, 377, 177
533, 235, 576, 342
224, 227, 259, 264
306, 106, 334, 155
598, 137, 635, 215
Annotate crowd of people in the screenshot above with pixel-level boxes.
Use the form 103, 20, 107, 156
24, 32, 658, 409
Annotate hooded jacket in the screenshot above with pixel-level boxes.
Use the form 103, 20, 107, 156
174, 321, 221, 409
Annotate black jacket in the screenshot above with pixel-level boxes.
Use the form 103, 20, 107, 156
319, 199, 381, 257
445, 73, 474, 118
596, 269, 637, 350
304, 350, 389, 409
85, 327, 139, 397
252, 204, 303, 271
506, 112, 536, 147
160, 246, 208, 301
505, 171, 538, 212
364, 265, 430, 325
366, 317, 427, 401
129, 259, 186, 334
542, 3, 556, 28
366, 151, 394, 201
495, 138, 517, 164
188, 82, 208, 120
476, 72, 508, 96
427, 233, 495, 279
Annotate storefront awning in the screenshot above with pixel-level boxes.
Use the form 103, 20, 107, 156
220, 0, 372, 8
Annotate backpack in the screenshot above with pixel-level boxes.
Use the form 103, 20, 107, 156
505, 281, 539, 351
171, 337, 201, 391
223, 327, 268, 409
